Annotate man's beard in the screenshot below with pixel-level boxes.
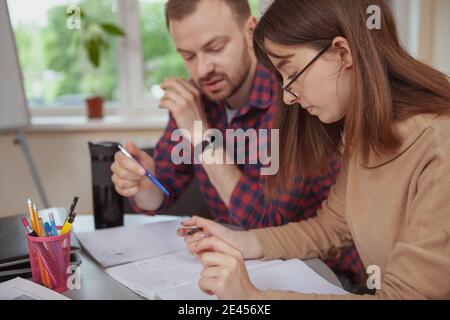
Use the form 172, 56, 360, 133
198, 42, 252, 103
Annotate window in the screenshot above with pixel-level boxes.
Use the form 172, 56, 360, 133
8, 0, 120, 110
139, 0, 188, 99
7, 0, 262, 115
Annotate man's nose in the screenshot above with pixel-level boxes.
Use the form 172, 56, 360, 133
197, 54, 214, 79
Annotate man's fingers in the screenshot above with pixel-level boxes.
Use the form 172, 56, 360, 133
124, 141, 140, 156
115, 152, 145, 176
161, 78, 196, 102
178, 78, 201, 98
161, 90, 183, 105
111, 159, 144, 181
115, 186, 139, 197
111, 175, 139, 190
159, 98, 178, 113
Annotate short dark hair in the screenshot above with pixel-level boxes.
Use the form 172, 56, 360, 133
165, 0, 251, 29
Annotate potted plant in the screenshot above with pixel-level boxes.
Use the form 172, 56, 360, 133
75, 9, 125, 118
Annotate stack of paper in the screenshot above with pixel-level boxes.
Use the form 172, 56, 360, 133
105, 251, 347, 300
76, 219, 348, 300
0, 277, 70, 300
76, 219, 186, 267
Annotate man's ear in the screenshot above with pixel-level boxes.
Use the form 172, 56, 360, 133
245, 16, 257, 49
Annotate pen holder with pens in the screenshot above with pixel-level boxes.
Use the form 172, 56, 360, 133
26, 229, 71, 293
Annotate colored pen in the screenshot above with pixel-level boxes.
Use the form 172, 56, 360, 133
44, 222, 53, 237
21, 217, 38, 237
60, 197, 79, 235
49, 213, 58, 236
60, 211, 77, 235
117, 144, 170, 196
38, 218, 47, 237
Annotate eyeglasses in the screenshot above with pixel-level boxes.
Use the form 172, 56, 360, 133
282, 44, 332, 99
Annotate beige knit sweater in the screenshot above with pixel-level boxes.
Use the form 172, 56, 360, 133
251, 113, 450, 300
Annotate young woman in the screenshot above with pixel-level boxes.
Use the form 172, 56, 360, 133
177, 0, 450, 299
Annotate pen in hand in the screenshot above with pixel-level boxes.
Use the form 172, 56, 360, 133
118, 144, 170, 196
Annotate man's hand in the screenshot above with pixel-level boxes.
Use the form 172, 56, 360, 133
159, 78, 209, 142
111, 142, 164, 211
111, 142, 154, 197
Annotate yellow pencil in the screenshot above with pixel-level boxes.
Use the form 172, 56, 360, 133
32, 204, 40, 235
27, 199, 38, 235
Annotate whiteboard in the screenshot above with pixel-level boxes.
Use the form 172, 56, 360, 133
0, 0, 30, 131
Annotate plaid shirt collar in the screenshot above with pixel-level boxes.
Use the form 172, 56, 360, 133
237, 64, 276, 117
203, 64, 277, 119
246, 64, 276, 109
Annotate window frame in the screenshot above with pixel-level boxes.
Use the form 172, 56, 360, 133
28, 0, 164, 118
27, 0, 264, 118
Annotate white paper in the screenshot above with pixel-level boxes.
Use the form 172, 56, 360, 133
247, 259, 349, 295
106, 250, 347, 300
37, 207, 68, 227
0, 277, 70, 300
76, 218, 186, 268
158, 259, 348, 300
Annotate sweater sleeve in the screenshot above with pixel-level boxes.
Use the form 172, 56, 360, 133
249, 158, 353, 262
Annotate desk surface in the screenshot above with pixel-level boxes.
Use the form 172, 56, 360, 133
63, 214, 343, 300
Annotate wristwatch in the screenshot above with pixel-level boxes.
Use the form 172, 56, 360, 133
194, 133, 218, 161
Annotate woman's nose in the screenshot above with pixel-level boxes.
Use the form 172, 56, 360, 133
283, 90, 299, 106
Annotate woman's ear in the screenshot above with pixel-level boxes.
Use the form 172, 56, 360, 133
332, 37, 353, 69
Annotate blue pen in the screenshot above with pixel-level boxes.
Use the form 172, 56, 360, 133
49, 213, 58, 236
118, 144, 170, 196
44, 222, 53, 237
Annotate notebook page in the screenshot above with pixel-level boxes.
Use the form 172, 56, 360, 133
106, 251, 281, 299
157, 259, 348, 299
76, 218, 186, 268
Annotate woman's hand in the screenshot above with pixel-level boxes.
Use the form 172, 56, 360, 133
191, 236, 263, 300
177, 216, 263, 260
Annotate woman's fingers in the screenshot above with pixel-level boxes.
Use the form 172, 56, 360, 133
181, 215, 209, 228
198, 277, 216, 296
201, 266, 227, 279
199, 251, 241, 269
191, 236, 241, 258
185, 231, 210, 245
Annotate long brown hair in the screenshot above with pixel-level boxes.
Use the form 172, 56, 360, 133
254, 0, 450, 195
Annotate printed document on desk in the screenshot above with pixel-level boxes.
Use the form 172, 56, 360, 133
0, 277, 70, 300
76, 218, 186, 268
106, 251, 348, 300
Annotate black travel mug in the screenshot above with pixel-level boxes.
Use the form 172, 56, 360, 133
88, 141, 124, 229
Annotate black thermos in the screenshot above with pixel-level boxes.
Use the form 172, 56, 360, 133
88, 141, 124, 229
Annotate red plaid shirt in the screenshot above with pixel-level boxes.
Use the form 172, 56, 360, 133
131, 64, 366, 284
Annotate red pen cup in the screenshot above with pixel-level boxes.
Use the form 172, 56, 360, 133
26, 228, 71, 293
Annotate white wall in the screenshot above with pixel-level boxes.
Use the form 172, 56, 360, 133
431, 0, 450, 75
0, 128, 163, 218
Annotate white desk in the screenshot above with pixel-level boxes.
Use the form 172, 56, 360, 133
63, 214, 343, 300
